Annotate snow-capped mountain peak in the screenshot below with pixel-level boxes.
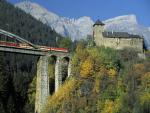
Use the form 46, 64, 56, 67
16, 1, 59, 24
104, 15, 138, 25
15, 2, 94, 40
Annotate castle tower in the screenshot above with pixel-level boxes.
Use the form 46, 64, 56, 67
93, 19, 105, 46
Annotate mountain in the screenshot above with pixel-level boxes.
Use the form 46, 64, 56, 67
15, 2, 150, 49
15, 1, 94, 41
0, 1, 64, 47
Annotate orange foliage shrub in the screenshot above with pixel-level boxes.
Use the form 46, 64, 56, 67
133, 63, 145, 75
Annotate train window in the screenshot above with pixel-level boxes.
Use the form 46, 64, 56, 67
6, 36, 16, 42
0, 34, 3, 41
0, 34, 7, 41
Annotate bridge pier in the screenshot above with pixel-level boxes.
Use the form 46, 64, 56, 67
35, 55, 71, 113
55, 56, 63, 92
68, 60, 72, 77
35, 56, 49, 113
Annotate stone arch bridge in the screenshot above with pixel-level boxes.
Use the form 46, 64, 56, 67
0, 29, 71, 113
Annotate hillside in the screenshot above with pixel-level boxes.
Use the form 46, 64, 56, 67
0, 0, 63, 47
44, 44, 150, 113
0, 1, 71, 113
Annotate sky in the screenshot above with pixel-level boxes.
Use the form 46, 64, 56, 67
8, 0, 150, 27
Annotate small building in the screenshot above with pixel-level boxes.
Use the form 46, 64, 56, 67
93, 20, 144, 52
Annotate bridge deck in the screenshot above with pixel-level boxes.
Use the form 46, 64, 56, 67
0, 45, 70, 57
0, 45, 46, 56
0, 29, 69, 56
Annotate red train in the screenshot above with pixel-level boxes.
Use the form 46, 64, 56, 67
39, 45, 68, 52
0, 41, 68, 53
0, 41, 20, 47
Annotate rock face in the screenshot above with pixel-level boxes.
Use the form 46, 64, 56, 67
15, 2, 150, 49
15, 1, 94, 41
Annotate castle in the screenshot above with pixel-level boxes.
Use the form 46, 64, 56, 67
93, 20, 144, 52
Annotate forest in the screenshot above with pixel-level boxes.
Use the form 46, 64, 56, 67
44, 42, 150, 113
0, 0, 72, 113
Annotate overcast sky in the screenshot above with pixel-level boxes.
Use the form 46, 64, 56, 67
8, 0, 150, 27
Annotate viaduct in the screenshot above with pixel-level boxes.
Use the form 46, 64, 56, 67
0, 29, 71, 113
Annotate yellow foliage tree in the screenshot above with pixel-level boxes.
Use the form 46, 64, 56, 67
42, 78, 81, 113
76, 42, 88, 60
141, 72, 150, 90
101, 100, 114, 113
140, 92, 150, 106
101, 99, 121, 113
108, 68, 117, 77
80, 57, 94, 78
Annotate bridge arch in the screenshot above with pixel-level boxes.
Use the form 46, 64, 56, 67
48, 55, 57, 95
46, 55, 71, 95
35, 54, 72, 113
62, 56, 71, 79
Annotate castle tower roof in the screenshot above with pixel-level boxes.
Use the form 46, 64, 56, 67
93, 19, 105, 27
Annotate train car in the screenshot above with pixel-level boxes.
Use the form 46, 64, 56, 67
0, 41, 34, 50
0, 41, 69, 52
38, 45, 50, 51
0, 41, 19, 47
19, 43, 34, 49
38, 45, 68, 52
50, 47, 68, 52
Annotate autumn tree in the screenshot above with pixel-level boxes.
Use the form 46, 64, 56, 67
80, 57, 94, 78
58, 37, 72, 50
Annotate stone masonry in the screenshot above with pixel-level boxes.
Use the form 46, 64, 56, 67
55, 56, 63, 92
93, 20, 144, 52
35, 56, 49, 113
35, 54, 71, 113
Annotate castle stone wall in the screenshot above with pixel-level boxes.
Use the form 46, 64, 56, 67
103, 37, 143, 52
93, 24, 143, 52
